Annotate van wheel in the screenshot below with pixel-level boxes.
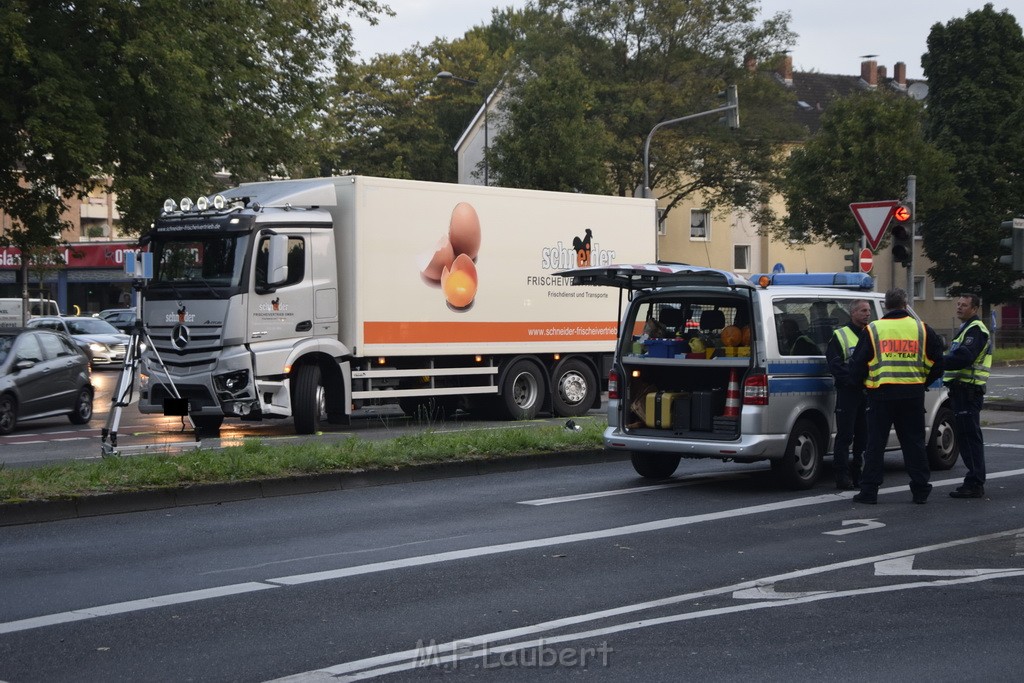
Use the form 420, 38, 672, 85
927, 405, 959, 470
551, 359, 597, 417
631, 452, 681, 479
773, 418, 823, 489
293, 364, 325, 434
498, 359, 545, 420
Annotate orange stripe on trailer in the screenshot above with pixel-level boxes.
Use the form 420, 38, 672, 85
363, 321, 618, 344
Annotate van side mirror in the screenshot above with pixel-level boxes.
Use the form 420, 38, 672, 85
267, 234, 289, 287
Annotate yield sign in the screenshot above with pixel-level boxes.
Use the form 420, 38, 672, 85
850, 200, 899, 250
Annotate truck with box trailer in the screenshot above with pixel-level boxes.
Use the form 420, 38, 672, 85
136, 176, 656, 434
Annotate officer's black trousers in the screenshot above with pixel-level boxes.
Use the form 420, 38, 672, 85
833, 388, 866, 480
860, 392, 931, 494
949, 384, 985, 487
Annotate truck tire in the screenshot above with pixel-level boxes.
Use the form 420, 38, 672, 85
927, 405, 959, 470
631, 452, 681, 479
772, 418, 823, 490
551, 358, 597, 417
498, 359, 545, 420
293, 364, 325, 434
192, 415, 224, 436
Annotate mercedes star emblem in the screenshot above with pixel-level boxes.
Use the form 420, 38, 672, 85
170, 323, 190, 350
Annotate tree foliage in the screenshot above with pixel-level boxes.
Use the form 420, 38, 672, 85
921, 3, 1024, 304
484, 0, 802, 226
780, 91, 959, 246
0, 0, 389, 253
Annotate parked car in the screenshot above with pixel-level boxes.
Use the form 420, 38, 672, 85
96, 308, 137, 333
0, 328, 93, 434
27, 316, 130, 368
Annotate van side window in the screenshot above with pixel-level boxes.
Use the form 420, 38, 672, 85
774, 299, 824, 356
255, 236, 305, 289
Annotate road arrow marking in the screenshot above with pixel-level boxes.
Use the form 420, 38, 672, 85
824, 518, 885, 536
732, 585, 830, 600
875, 555, 1017, 577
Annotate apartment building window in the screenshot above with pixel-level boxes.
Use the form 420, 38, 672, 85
690, 209, 709, 241
734, 245, 750, 272
933, 282, 950, 299
913, 276, 926, 300
657, 208, 667, 236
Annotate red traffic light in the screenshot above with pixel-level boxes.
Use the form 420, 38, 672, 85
893, 205, 911, 222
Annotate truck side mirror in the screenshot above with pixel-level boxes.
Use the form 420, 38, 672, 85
267, 234, 289, 287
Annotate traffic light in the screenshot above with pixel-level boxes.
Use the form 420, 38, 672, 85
891, 203, 913, 267
725, 85, 740, 129
998, 218, 1024, 271
843, 242, 857, 272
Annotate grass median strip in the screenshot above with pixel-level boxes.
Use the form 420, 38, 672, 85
0, 420, 606, 504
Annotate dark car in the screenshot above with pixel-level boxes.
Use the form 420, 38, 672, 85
27, 316, 130, 367
0, 328, 94, 435
97, 308, 137, 334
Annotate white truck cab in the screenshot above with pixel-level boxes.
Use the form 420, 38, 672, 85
558, 265, 958, 489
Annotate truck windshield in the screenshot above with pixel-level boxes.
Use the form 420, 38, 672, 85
150, 235, 248, 288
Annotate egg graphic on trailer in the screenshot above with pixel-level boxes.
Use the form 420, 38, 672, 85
441, 253, 478, 310
448, 202, 481, 260
419, 235, 455, 282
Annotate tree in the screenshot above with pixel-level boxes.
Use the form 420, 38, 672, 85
780, 91, 959, 247
0, 0, 390, 251
921, 4, 1024, 306
485, 0, 802, 226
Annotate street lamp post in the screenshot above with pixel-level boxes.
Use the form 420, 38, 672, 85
437, 71, 488, 186
642, 86, 739, 199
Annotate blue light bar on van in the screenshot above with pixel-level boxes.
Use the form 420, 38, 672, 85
750, 272, 875, 290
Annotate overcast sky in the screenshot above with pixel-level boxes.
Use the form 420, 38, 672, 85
348, 0, 1002, 79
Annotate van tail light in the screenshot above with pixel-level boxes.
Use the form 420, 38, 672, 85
743, 371, 768, 405
608, 370, 620, 400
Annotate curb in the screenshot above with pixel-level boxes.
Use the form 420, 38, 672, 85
0, 448, 626, 527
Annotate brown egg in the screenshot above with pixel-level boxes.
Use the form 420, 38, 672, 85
448, 202, 481, 260
441, 253, 478, 308
419, 236, 455, 281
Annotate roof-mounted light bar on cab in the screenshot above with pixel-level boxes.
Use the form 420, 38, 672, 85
750, 272, 874, 290
162, 194, 234, 215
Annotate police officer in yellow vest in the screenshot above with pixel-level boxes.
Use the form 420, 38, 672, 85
826, 299, 872, 490
943, 293, 991, 499
849, 288, 944, 504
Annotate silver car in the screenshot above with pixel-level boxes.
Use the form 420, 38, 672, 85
27, 316, 130, 368
0, 328, 93, 434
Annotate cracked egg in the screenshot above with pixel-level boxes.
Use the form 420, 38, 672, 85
441, 253, 478, 309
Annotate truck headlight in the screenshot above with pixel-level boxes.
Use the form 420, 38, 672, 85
214, 369, 250, 396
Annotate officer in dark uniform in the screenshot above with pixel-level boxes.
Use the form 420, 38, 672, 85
943, 293, 991, 499
849, 288, 944, 504
826, 299, 872, 490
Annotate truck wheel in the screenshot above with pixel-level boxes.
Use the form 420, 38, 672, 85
630, 452, 681, 479
293, 364, 324, 434
551, 358, 597, 417
498, 359, 545, 420
772, 418, 823, 490
192, 415, 224, 436
927, 405, 959, 470
68, 387, 93, 425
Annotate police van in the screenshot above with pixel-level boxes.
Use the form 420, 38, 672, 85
558, 265, 957, 489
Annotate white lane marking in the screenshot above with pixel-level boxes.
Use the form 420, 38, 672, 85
731, 585, 829, 600
5, 473, 1024, 638
823, 518, 885, 536
984, 427, 1018, 432
874, 555, 1015, 577
274, 528, 1024, 681
52, 438, 89, 442
518, 473, 748, 506
0, 583, 276, 636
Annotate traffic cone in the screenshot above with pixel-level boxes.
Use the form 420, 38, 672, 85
723, 368, 741, 418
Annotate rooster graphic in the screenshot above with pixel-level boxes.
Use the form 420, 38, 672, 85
573, 229, 593, 267
177, 305, 187, 322
271, 297, 280, 312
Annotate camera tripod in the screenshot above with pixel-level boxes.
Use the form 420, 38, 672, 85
100, 282, 199, 457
